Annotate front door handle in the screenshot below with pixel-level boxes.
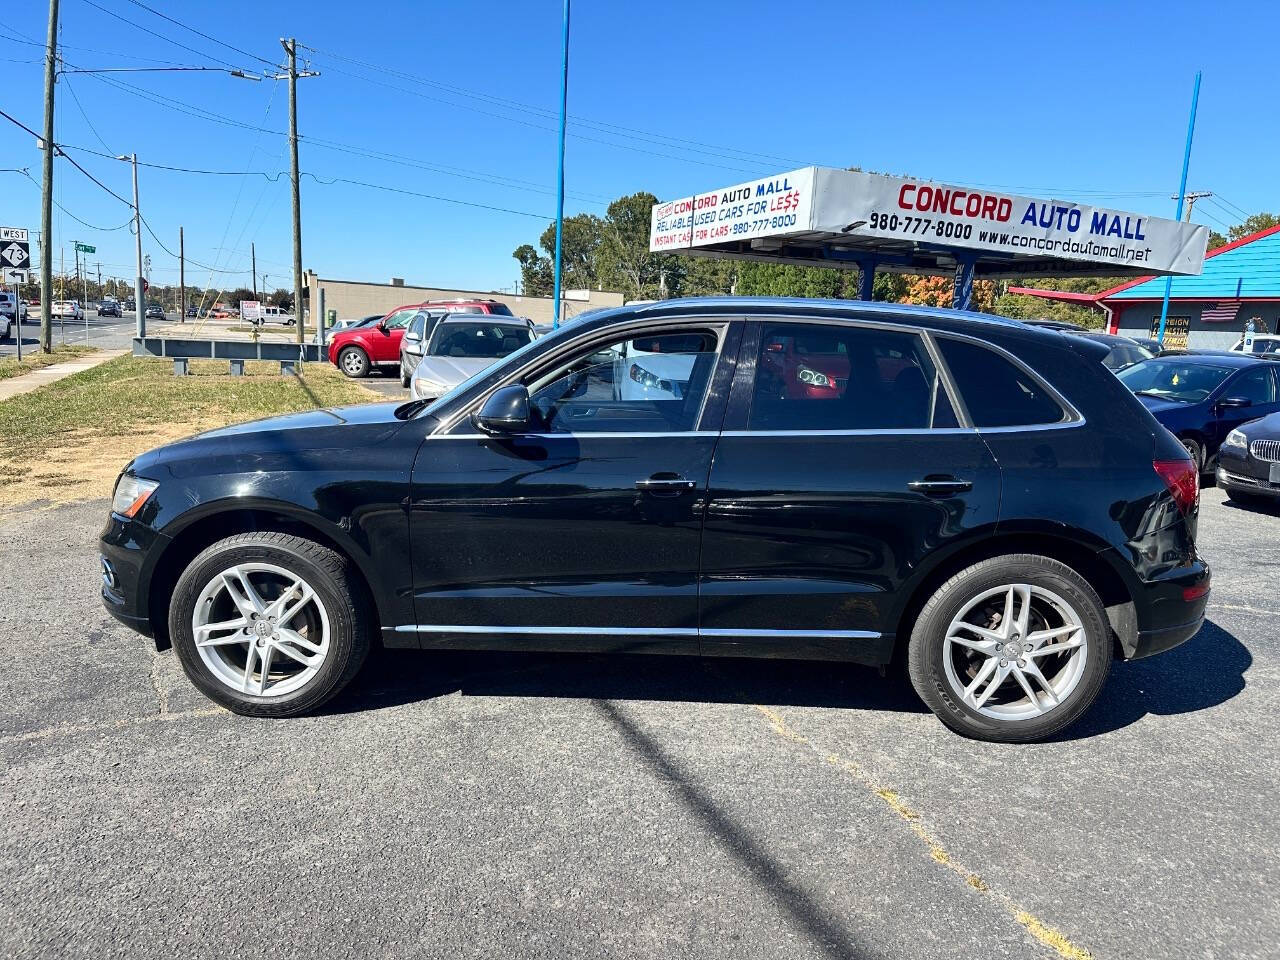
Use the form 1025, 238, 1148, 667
636, 474, 697, 497
908, 477, 973, 496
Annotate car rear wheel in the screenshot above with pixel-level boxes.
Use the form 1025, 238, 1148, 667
908, 555, 1111, 743
168, 532, 371, 717
338, 346, 370, 378
1181, 436, 1205, 473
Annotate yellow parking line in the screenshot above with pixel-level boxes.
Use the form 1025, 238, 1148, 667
753, 705, 1094, 960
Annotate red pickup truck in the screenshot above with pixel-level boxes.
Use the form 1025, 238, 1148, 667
328, 299, 514, 377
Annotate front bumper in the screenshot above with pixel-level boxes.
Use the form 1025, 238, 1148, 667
100, 512, 170, 645
1216, 463, 1280, 498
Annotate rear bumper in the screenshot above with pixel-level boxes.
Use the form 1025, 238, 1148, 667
1120, 557, 1210, 660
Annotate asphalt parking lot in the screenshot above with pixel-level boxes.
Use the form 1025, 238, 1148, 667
1, 487, 1276, 960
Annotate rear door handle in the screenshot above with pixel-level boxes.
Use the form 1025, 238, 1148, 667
636, 475, 697, 497
908, 477, 973, 495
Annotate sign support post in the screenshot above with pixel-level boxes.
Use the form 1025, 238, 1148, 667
1157, 71, 1202, 347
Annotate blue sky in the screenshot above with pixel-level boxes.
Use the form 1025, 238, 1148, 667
2, 0, 1277, 295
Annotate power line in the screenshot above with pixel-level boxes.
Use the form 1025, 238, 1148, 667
0, 105, 133, 207
302, 173, 550, 219
120, 0, 278, 68
1210, 194, 1252, 220
4, 167, 134, 231
61, 74, 114, 154
76, 0, 248, 71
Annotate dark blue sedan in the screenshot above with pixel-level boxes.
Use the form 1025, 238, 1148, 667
1116, 353, 1280, 471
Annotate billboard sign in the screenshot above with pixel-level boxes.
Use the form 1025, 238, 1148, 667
650, 167, 1209, 277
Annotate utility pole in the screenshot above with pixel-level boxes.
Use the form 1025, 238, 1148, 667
276, 39, 318, 346
179, 227, 185, 323
40, 0, 59, 353
96, 261, 101, 296
125, 153, 145, 339
1173, 191, 1212, 222
73, 241, 80, 304
251, 242, 257, 299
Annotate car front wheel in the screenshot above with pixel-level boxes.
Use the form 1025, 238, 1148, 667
1181, 436, 1205, 473
168, 532, 371, 717
338, 346, 370, 378
908, 554, 1111, 743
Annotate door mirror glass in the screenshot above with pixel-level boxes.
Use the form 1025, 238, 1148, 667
1218, 396, 1252, 409
474, 384, 532, 434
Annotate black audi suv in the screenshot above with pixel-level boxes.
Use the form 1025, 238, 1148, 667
100, 298, 1210, 742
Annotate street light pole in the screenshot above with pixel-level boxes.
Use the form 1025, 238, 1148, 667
551, 0, 570, 329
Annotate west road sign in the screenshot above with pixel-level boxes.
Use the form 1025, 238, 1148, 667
1, 227, 30, 273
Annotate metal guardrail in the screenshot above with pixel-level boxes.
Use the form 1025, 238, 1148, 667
132, 337, 324, 375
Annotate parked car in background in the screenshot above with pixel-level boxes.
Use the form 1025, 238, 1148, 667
397, 310, 449, 386
1216, 410, 1280, 507
1231, 334, 1280, 355
52, 300, 84, 320
1064, 331, 1154, 371
408, 317, 534, 400
100, 298, 1209, 742
145, 303, 165, 320
0, 291, 27, 325
329, 299, 514, 378
1116, 353, 1280, 472
98, 300, 122, 318
124, 298, 136, 312
186, 305, 198, 318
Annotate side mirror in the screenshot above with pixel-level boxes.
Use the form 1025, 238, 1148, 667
404, 330, 422, 344
473, 384, 531, 435
1218, 396, 1252, 409
377, 319, 388, 333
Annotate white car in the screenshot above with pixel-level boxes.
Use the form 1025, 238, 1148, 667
0, 292, 27, 326
51, 300, 84, 320
410, 319, 535, 402
1231, 334, 1280, 355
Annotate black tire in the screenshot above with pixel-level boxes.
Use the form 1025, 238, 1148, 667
1181, 436, 1205, 473
338, 345, 370, 378
907, 554, 1112, 743
168, 532, 371, 717
400, 362, 411, 389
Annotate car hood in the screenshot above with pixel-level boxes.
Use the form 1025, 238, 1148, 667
1136, 394, 1194, 417
413, 355, 495, 385
127, 402, 408, 479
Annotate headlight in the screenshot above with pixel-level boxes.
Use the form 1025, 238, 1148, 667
797, 366, 833, 388
1222, 429, 1247, 453
112, 475, 158, 518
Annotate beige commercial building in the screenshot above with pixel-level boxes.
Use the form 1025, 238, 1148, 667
306, 273, 625, 327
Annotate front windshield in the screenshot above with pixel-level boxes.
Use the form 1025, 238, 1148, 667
427, 322, 532, 359
1117, 358, 1235, 403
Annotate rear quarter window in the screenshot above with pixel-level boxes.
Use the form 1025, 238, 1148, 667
937, 337, 1068, 428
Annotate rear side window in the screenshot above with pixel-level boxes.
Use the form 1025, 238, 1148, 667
485, 303, 514, 316
748, 324, 958, 431
937, 337, 1067, 428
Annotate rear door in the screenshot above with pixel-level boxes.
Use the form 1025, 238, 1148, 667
698, 318, 1000, 663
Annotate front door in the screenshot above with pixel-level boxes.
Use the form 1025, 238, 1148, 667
698, 319, 1000, 664
405, 321, 738, 653
1213, 365, 1280, 448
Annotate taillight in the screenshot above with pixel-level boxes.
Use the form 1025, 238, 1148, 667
1153, 458, 1199, 514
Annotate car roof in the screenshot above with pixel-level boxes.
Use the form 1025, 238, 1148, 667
1066, 331, 1128, 345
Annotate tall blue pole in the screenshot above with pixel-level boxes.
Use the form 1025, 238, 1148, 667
551, 0, 570, 329
1157, 71, 1201, 346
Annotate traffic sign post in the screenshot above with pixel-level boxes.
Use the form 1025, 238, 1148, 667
2, 229, 30, 361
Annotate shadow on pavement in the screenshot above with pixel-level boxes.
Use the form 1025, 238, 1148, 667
1053, 618, 1251, 740
325, 647, 928, 718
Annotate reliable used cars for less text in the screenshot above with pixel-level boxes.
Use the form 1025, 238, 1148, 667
101, 299, 1209, 742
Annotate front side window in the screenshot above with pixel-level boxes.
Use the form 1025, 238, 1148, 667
526, 330, 719, 434
749, 324, 957, 431
383, 308, 418, 330
407, 312, 426, 339
429, 323, 532, 359
938, 337, 1067, 427
1226, 366, 1277, 405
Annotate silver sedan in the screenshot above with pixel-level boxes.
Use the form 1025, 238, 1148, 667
409, 319, 535, 401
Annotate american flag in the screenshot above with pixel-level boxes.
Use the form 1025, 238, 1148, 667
1202, 300, 1242, 323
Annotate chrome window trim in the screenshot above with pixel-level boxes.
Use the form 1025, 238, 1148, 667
390, 624, 881, 639
426, 431, 721, 441
433, 317, 733, 437
718, 427, 978, 438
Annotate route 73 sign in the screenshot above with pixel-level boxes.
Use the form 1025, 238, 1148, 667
1, 227, 31, 274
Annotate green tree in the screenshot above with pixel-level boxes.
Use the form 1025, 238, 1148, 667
537, 214, 603, 291
513, 244, 552, 297
597, 192, 683, 300
1229, 212, 1279, 241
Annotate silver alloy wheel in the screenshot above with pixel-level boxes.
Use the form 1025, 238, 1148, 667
191, 561, 331, 698
340, 349, 365, 376
942, 583, 1088, 721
